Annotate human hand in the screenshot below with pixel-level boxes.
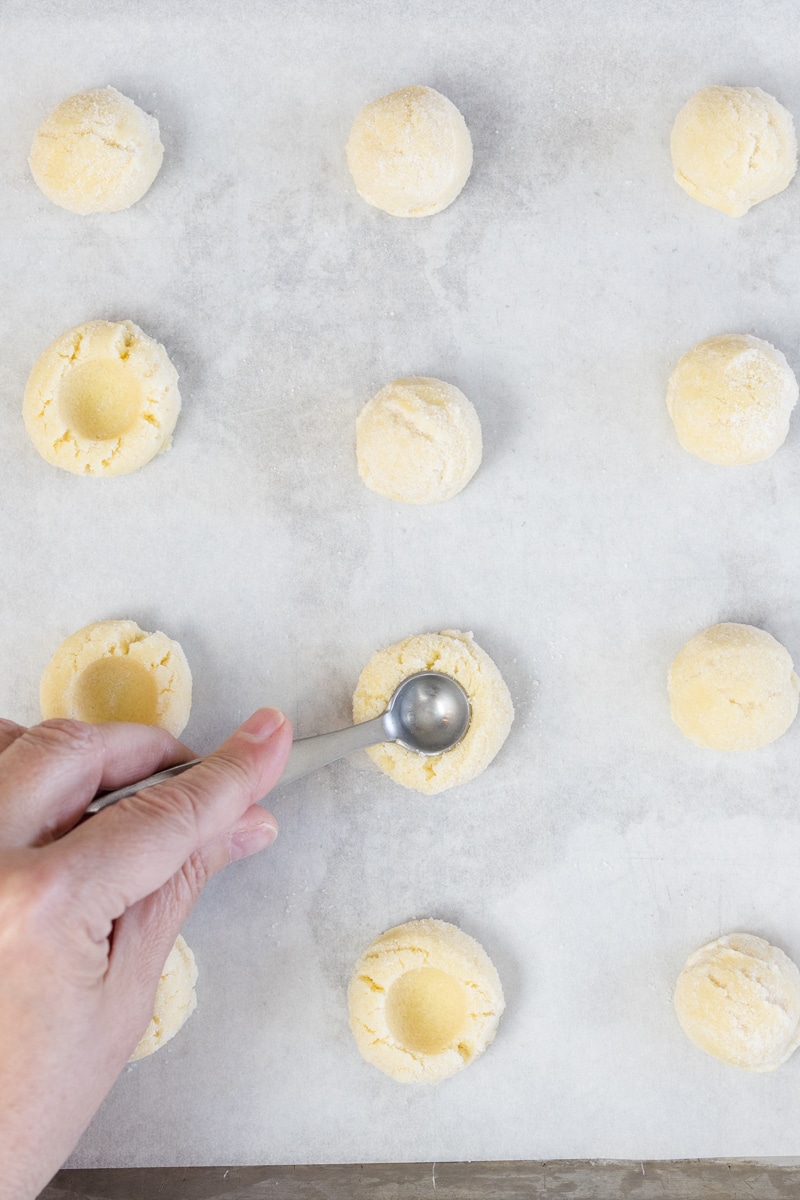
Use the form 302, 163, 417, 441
0, 708, 291, 1200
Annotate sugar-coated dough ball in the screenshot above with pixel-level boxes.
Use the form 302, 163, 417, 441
23, 320, 180, 477
41, 619, 192, 738
352, 630, 513, 794
29, 86, 164, 214
674, 933, 800, 1071
348, 918, 504, 1083
130, 936, 198, 1062
356, 377, 482, 503
666, 334, 798, 465
668, 622, 799, 751
671, 86, 797, 216
346, 85, 473, 217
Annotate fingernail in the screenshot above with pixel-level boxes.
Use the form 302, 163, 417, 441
229, 820, 278, 862
237, 707, 285, 743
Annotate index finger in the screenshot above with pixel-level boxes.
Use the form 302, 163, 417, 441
54, 708, 291, 920
0, 719, 195, 848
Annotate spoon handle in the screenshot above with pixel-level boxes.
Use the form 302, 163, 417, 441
280, 714, 387, 785
84, 758, 203, 815
83, 715, 388, 816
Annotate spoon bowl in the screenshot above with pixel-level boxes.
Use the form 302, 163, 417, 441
383, 671, 471, 755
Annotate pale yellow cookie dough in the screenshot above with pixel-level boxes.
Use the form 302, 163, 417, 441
130, 935, 198, 1062
348, 918, 505, 1084
29, 86, 164, 214
40, 620, 192, 737
23, 319, 180, 477
346, 85, 473, 217
674, 933, 800, 1071
668, 622, 799, 751
356, 377, 482, 503
666, 334, 798, 465
670, 85, 797, 216
352, 630, 513, 794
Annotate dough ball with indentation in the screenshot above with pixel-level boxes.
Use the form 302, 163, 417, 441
668, 622, 799, 751
130, 935, 198, 1062
670, 86, 797, 217
667, 334, 798, 465
674, 933, 800, 1071
348, 918, 504, 1084
23, 319, 180, 477
346, 85, 473, 217
352, 630, 513, 794
40, 620, 192, 737
29, 86, 164, 214
356, 377, 482, 503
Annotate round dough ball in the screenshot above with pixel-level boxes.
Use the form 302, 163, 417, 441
674, 933, 800, 1071
23, 319, 180, 477
41, 619, 192, 738
670, 85, 797, 217
29, 86, 164, 214
348, 918, 504, 1083
666, 334, 798, 465
668, 622, 799, 751
346, 85, 473, 217
130, 935, 198, 1062
356, 377, 482, 503
352, 629, 514, 794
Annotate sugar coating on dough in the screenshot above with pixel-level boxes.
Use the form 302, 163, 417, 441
29, 86, 164, 214
23, 320, 180, 477
348, 918, 505, 1084
666, 334, 798, 465
670, 86, 797, 217
674, 933, 800, 1071
668, 622, 799, 752
356, 377, 482, 503
40, 619, 192, 738
346, 85, 473, 217
352, 630, 513, 794
130, 936, 198, 1062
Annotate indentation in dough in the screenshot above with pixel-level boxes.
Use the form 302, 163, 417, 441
73, 655, 160, 725
58, 358, 144, 441
385, 967, 468, 1056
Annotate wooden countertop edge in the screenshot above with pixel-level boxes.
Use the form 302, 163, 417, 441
40, 1158, 800, 1199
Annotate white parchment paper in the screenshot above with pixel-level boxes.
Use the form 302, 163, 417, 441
2, 0, 800, 1165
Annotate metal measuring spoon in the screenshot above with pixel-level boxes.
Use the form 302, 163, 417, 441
84, 671, 470, 816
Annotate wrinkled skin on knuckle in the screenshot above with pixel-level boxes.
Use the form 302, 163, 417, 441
25, 718, 102, 764
129, 752, 257, 839
125, 778, 205, 843
177, 848, 211, 905
202, 749, 258, 797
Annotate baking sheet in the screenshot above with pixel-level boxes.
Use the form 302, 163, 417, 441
2, 0, 800, 1165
